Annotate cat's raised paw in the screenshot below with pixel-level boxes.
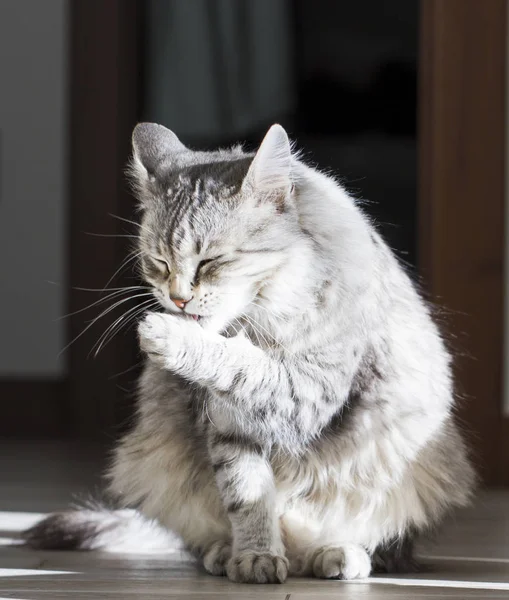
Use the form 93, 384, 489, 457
226, 551, 289, 584
312, 544, 371, 580
138, 312, 197, 368
202, 541, 232, 576
138, 312, 169, 354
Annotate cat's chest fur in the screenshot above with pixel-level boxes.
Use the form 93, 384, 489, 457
109, 363, 448, 555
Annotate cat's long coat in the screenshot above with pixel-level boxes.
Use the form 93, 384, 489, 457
26, 124, 475, 584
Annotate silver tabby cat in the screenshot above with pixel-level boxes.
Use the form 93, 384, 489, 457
26, 123, 475, 584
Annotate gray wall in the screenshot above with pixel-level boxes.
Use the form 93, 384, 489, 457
0, 0, 67, 376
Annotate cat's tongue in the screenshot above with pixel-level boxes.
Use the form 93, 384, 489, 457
190, 314, 200, 321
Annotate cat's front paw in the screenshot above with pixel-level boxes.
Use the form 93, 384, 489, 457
138, 312, 198, 370
226, 551, 289, 584
312, 544, 371, 580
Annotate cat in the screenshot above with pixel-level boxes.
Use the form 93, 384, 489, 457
25, 123, 475, 584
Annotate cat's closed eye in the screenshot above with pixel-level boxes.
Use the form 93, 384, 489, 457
153, 258, 170, 276
197, 256, 224, 273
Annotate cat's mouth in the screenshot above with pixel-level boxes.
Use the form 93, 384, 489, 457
181, 312, 202, 323
163, 308, 203, 323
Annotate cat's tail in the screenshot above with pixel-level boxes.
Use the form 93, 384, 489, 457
23, 508, 183, 553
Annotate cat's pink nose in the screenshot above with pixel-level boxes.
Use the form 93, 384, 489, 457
171, 296, 191, 309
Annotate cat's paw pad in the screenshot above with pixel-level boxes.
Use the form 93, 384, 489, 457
227, 551, 289, 584
203, 541, 232, 576
312, 545, 371, 580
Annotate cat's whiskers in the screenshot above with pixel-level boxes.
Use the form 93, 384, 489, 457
71, 285, 150, 292
59, 291, 154, 357
246, 314, 275, 347
229, 318, 241, 337
58, 286, 150, 320
109, 213, 155, 237
108, 360, 144, 381
247, 319, 264, 348
85, 231, 141, 240
243, 313, 280, 352
244, 313, 295, 358
91, 298, 154, 356
102, 249, 145, 291
250, 303, 290, 339
92, 296, 158, 357
202, 397, 216, 428
231, 317, 248, 339
252, 302, 290, 324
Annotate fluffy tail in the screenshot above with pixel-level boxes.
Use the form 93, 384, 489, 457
23, 508, 183, 554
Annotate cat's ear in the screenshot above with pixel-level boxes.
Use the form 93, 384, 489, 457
132, 123, 187, 175
244, 124, 292, 194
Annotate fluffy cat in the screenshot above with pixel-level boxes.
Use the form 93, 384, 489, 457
25, 123, 475, 584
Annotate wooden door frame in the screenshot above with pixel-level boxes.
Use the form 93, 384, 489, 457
67, 0, 143, 438
419, 0, 508, 485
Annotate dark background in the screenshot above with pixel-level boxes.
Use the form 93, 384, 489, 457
142, 0, 418, 266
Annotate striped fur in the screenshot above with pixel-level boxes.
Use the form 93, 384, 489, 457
25, 124, 475, 584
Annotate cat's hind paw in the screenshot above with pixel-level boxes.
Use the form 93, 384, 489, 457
202, 541, 232, 576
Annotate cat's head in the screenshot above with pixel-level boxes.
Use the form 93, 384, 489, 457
129, 123, 301, 333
